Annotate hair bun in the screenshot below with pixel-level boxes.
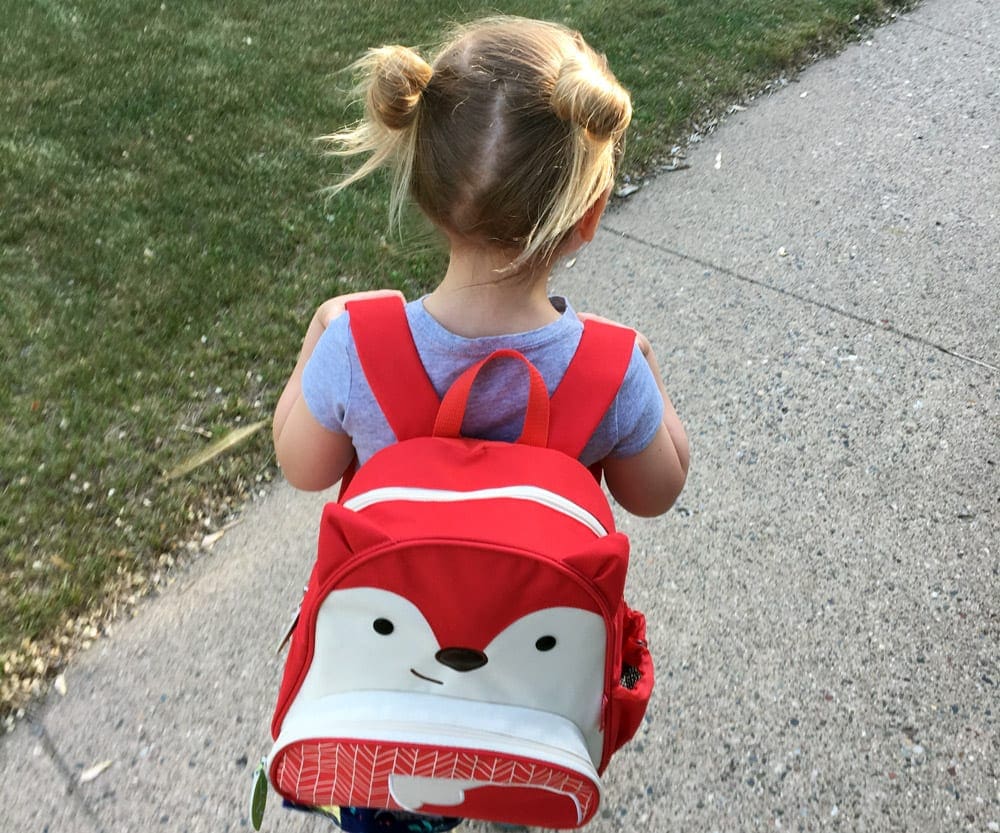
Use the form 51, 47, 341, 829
366, 45, 433, 130
551, 54, 632, 141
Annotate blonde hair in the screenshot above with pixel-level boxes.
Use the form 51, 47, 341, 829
324, 16, 632, 270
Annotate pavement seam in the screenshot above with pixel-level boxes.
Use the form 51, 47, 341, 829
26, 711, 109, 833
898, 13, 1000, 53
601, 225, 1000, 373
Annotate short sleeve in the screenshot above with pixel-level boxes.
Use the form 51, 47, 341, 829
607, 346, 664, 458
301, 312, 352, 434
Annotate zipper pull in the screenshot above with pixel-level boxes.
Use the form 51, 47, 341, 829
250, 757, 268, 830
276, 586, 307, 654
275, 608, 300, 654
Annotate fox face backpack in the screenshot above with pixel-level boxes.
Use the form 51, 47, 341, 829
253, 296, 654, 830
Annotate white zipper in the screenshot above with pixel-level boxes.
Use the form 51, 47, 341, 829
342, 485, 607, 536
275, 711, 600, 779
302, 717, 598, 771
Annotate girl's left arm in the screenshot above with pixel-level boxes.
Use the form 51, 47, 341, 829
273, 289, 404, 490
601, 332, 689, 516
578, 313, 689, 517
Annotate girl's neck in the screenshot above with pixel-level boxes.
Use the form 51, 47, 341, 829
423, 242, 560, 338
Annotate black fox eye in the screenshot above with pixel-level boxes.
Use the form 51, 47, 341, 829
535, 635, 557, 652
373, 618, 394, 635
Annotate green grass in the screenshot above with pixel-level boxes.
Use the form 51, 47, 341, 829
1, 0, 909, 699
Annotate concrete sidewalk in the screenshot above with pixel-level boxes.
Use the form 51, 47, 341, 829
3, 1, 997, 831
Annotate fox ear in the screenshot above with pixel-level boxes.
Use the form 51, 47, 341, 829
315, 503, 392, 577
563, 533, 630, 606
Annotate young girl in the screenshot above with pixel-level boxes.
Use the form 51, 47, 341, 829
272, 15, 689, 831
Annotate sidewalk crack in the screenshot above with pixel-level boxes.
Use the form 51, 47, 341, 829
27, 711, 108, 833
601, 226, 999, 373
898, 13, 1000, 52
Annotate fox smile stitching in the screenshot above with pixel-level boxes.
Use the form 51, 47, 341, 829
410, 668, 444, 685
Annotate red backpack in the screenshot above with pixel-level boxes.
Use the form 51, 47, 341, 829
255, 296, 654, 830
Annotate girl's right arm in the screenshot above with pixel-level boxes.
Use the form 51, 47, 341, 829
273, 289, 404, 491
594, 326, 690, 517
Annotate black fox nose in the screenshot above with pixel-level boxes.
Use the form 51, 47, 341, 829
435, 647, 488, 672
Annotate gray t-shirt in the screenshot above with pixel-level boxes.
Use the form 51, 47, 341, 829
302, 296, 663, 467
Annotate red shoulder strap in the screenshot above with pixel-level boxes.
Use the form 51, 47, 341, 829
548, 319, 637, 459
345, 296, 439, 441
346, 297, 634, 459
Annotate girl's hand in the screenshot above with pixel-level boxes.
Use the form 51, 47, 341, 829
316, 288, 405, 328
576, 311, 652, 356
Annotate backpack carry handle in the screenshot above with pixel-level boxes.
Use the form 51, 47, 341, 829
433, 349, 549, 447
